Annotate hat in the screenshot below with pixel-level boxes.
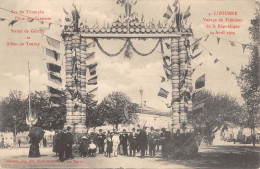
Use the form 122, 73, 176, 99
82, 136, 87, 139
150, 127, 154, 130
67, 126, 71, 131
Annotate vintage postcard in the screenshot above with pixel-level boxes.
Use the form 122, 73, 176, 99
0, 0, 259, 168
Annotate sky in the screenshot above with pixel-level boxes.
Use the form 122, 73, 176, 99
0, 0, 256, 112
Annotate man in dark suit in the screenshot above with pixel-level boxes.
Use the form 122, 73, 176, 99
56, 129, 66, 161
120, 129, 129, 156
148, 127, 156, 158
97, 129, 105, 154
138, 127, 148, 158
129, 128, 137, 157
65, 126, 74, 159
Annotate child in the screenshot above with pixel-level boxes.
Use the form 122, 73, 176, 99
88, 140, 96, 157
112, 132, 120, 157
106, 133, 113, 158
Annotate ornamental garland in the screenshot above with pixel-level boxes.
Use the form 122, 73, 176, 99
128, 39, 162, 56
95, 38, 129, 57
95, 38, 162, 57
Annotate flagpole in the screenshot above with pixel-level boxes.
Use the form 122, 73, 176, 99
28, 62, 31, 131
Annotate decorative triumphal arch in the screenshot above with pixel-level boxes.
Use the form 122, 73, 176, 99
62, 1, 193, 134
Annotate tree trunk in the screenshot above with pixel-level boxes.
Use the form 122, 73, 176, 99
251, 128, 256, 148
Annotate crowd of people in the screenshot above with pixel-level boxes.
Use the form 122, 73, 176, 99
52, 126, 171, 161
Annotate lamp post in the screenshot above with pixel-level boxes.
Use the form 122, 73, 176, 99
13, 115, 17, 148
139, 88, 143, 114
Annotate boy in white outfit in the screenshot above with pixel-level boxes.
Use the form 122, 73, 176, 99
112, 132, 120, 157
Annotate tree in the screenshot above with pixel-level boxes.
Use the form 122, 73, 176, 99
188, 90, 242, 145
97, 91, 138, 129
0, 90, 66, 132
236, 2, 260, 147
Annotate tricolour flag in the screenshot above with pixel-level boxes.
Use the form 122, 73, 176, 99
195, 74, 205, 89
48, 86, 62, 95
158, 88, 169, 98
163, 5, 173, 19
46, 48, 60, 61
88, 76, 97, 85
46, 36, 60, 49
86, 52, 95, 60
46, 63, 61, 73
26, 109, 38, 126
87, 87, 98, 94
88, 62, 98, 76
48, 73, 62, 85
183, 6, 191, 20
173, 0, 179, 12
88, 100, 98, 108
9, 20, 18, 26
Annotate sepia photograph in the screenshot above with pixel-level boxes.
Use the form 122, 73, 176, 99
0, 0, 259, 168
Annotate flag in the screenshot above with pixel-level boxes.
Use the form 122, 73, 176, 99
226, 67, 230, 71
191, 98, 208, 111
45, 48, 60, 61
46, 63, 61, 73
214, 58, 219, 64
88, 62, 97, 76
87, 93, 96, 99
88, 76, 97, 85
86, 52, 95, 60
192, 51, 203, 59
28, 18, 34, 22
173, 0, 179, 12
163, 65, 171, 80
192, 38, 202, 46
192, 43, 199, 53
48, 86, 62, 95
163, 57, 170, 67
176, 13, 182, 28
217, 37, 220, 44
158, 88, 169, 98
230, 41, 236, 47
163, 55, 171, 61
163, 5, 173, 19
204, 34, 209, 41
88, 87, 98, 94
160, 76, 166, 83
88, 100, 98, 108
26, 109, 38, 126
242, 44, 247, 53
8, 20, 18, 26
63, 7, 69, 15
0, 18, 6, 21
165, 43, 170, 49
46, 36, 60, 49
48, 73, 62, 85
183, 6, 191, 20
195, 74, 205, 89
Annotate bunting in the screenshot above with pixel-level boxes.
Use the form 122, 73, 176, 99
160, 76, 166, 83
46, 63, 61, 73
45, 48, 60, 61
172, 0, 179, 12
242, 44, 247, 53
48, 73, 62, 85
195, 74, 205, 89
192, 51, 203, 59
183, 6, 191, 20
163, 5, 173, 19
88, 62, 98, 76
46, 36, 60, 49
8, 20, 18, 26
217, 37, 220, 44
86, 52, 95, 60
214, 58, 219, 64
204, 35, 209, 42
165, 43, 170, 49
158, 88, 169, 98
87, 87, 98, 94
48, 86, 62, 96
88, 76, 98, 85
230, 41, 236, 47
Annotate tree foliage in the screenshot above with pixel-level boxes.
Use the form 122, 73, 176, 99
0, 90, 66, 132
237, 3, 260, 134
97, 91, 138, 129
189, 90, 242, 141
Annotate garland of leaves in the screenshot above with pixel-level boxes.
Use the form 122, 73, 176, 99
95, 38, 129, 57
129, 39, 162, 56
